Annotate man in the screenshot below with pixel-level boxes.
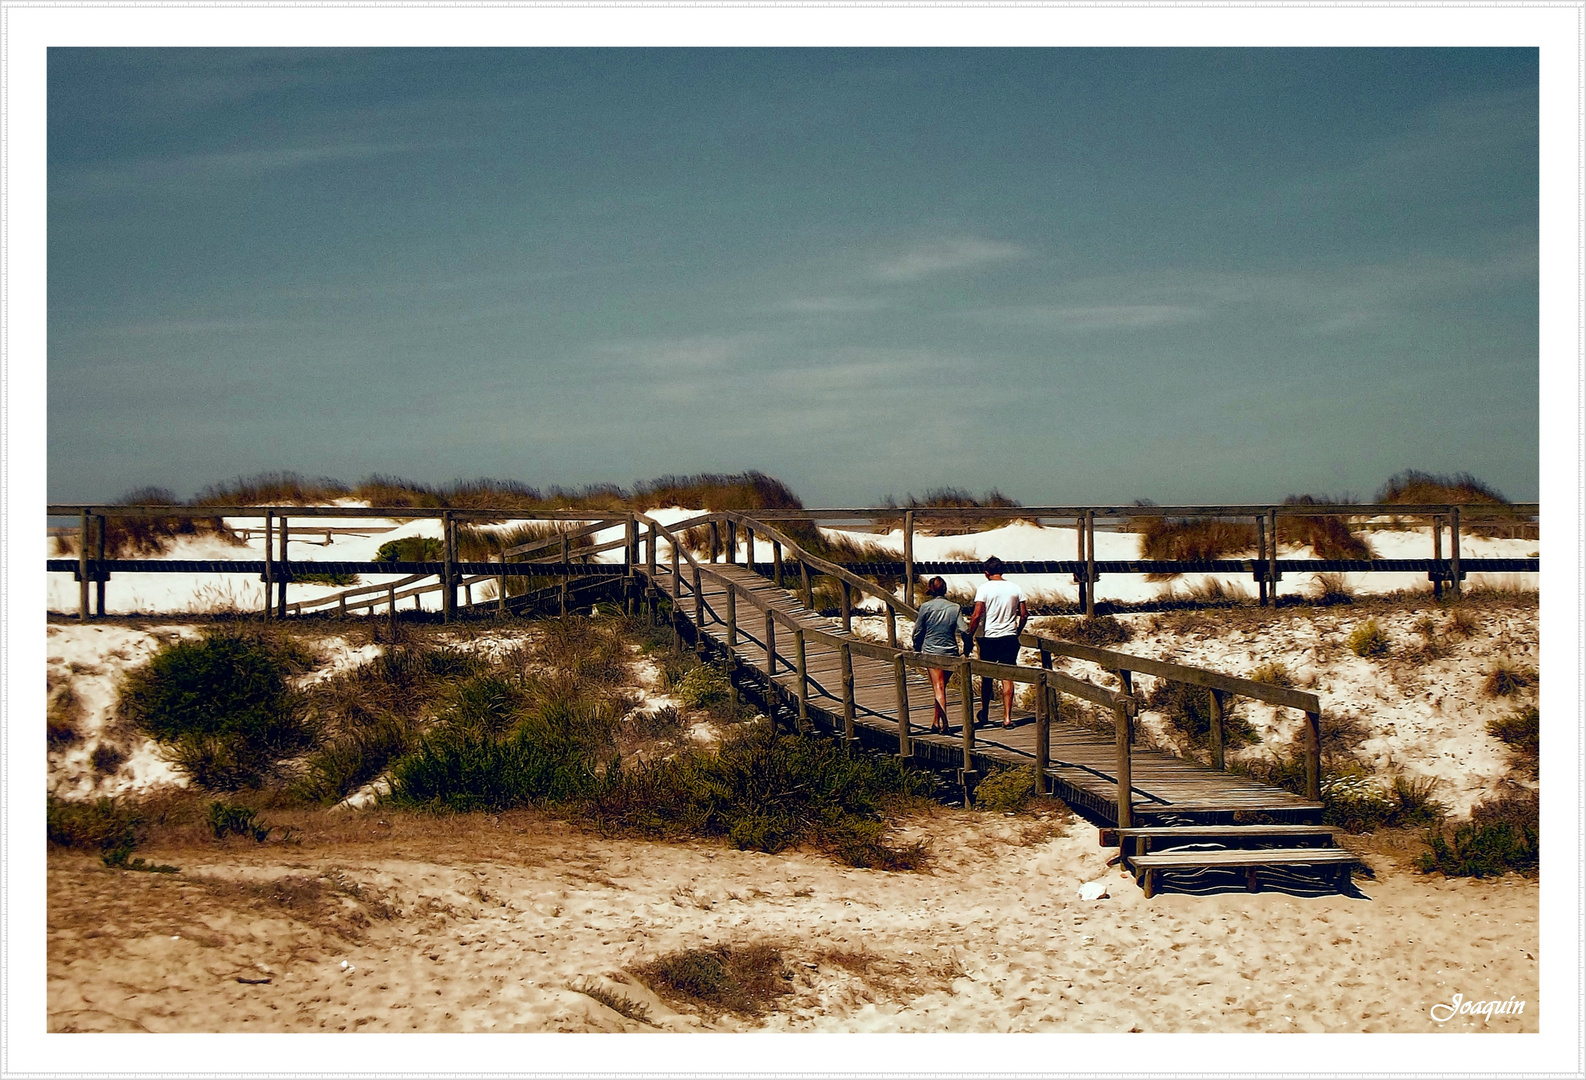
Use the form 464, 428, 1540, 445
963, 555, 1028, 727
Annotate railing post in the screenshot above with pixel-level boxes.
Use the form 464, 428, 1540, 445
339, 593, 347, 618
1431, 514, 1444, 599
560, 528, 570, 617
840, 640, 856, 746
1034, 670, 1050, 797
1305, 710, 1322, 802
795, 627, 809, 728
77, 509, 90, 622
725, 583, 739, 713
894, 653, 910, 757
624, 516, 635, 614
671, 536, 680, 603
648, 522, 658, 579
840, 580, 852, 633
498, 551, 508, 614
94, 514, 107, 616
903, 510, 915, 607
1267, 508, 1279, 604
764, 610, 777, 719
1208, 689, 1225, 770
441, 512, 455, 623
715, 520, 725, 563
1117, 669, 1134, 745
745, 526, 755, 573
800, 558, 813, 610
1114, 699, 1133, 830
886, 602, 898, 648
263, 511, 274, 619
693, 566, 705, 656
772, 541, 783, 588
1449, 506, 1462, 597
958, 659, 975, 763
1084, 509, 1096, 619
1256, 513, 1268, 606
278, 515, 291, 618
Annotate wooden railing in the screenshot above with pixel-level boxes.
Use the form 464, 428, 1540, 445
48, 500, 1538, 628
626, 508, 1334, 824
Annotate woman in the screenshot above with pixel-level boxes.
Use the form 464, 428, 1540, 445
910, 576, 962, 734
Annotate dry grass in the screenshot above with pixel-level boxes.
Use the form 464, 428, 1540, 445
1277, 495, 1375, 560
48, 684, 85, 750
193, 472, 352, 506
635, 942, 792, 1019
1134, 515, 1256, 563
55, 487, 242, 558
1482, 659, 1536, 698
879, 488, 1019, 534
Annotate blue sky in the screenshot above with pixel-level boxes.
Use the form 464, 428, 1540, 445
47, 47, 1539, 506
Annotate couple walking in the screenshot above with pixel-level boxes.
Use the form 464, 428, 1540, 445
909, 556, 1028, 733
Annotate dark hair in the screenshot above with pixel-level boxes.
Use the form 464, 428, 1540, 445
983, 556, 1005, 575
925, 576, 947, 598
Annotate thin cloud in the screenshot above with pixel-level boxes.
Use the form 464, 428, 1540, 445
782, 296, 887, 315
986, 304, 1208, 331
874, 238, 1027, 282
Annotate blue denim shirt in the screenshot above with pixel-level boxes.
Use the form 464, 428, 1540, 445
911, 597, 963, 655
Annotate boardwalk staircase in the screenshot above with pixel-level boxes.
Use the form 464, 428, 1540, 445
1101, 824, 1360, 897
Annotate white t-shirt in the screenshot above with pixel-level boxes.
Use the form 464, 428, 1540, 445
974, 578, 1025, 638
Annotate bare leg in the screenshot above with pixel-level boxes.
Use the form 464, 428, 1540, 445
1002, 678, 1016, 727
929, 666, 949, 731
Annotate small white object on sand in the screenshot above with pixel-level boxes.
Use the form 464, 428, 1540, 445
1078, 880, 1110, 902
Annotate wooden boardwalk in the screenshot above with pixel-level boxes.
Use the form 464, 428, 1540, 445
642, 560, 1322, 827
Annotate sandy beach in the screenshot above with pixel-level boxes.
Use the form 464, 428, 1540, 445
47, 806, 1538, 1034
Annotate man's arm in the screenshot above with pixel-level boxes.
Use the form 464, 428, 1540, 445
1016, 599, 1029, 637
965, 601, 986, 640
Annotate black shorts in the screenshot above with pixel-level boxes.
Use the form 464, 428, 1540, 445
977, 635, 1020, 665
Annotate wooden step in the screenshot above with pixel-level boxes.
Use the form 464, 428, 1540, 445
1129, 847, 1358, 898
1101, 824, 1340, 850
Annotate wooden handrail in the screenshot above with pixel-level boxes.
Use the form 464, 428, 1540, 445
709, 502, 1539, 521
500, 519, 620, 558
720, 511, 917, 619
1021, 634, 1321, 714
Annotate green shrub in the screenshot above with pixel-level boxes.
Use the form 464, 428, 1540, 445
1419, 789, 1538, 877
1145, 680, 1257, 750
675, 665, 730, 709
1229, 760, 1443, 833
974, 766, 1036, 813
588, 726, 933, 867
1346, 620, 1389, 657
1488, 705, 1539, 773
374, 536, 444, 564
386, 725, 598, 813
46, 796, 178, 871
294, 571, 359, 587
292, 645, 490, 804
1249, 661, 1295, 688
117, 628, 316, 791
207, 801, 272, 842
48, 796, 142, 854
1320, 772, 1443, 833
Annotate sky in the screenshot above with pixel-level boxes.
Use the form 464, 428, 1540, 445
46, 47, 1540, 507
